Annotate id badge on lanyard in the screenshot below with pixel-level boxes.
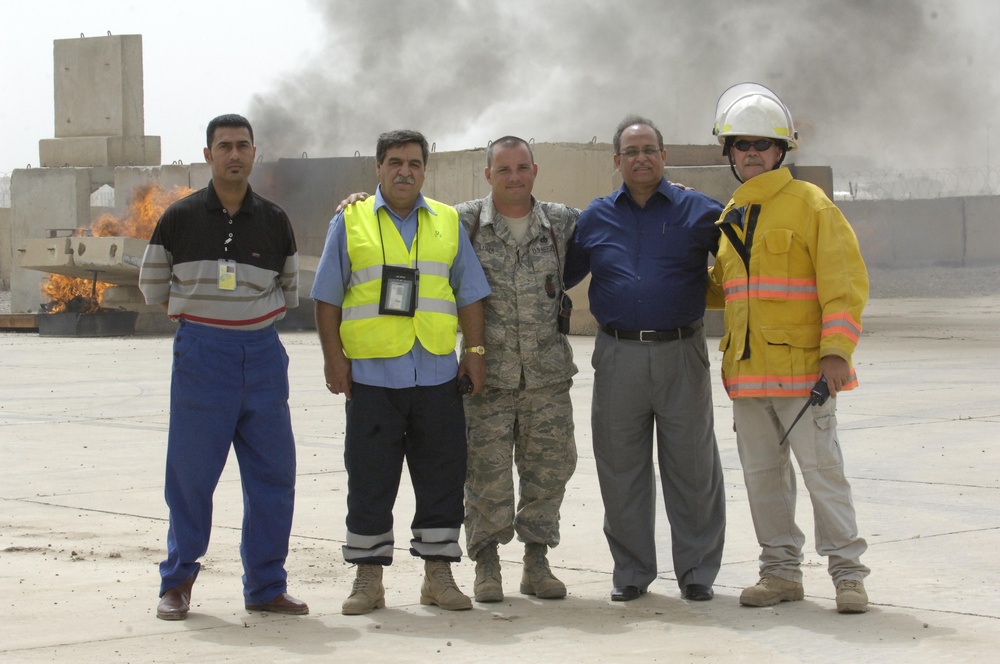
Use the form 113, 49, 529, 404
218, 259, 237, 290
379, 264, 419, 316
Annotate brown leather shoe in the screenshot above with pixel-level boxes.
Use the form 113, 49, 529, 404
246, 592, 309, 615
156, 577, 194, 620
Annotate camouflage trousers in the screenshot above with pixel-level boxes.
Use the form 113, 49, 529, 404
463, 380, 577, 560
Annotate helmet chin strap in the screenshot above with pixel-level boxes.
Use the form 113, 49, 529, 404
774, 147, 788, 170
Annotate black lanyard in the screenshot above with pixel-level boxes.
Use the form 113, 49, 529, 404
376, 206, 418, 268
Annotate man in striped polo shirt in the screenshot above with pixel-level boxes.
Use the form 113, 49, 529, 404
139, 113, 307, 620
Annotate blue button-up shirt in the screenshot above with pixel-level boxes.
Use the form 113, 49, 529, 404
311, 186, 491, 388
565, 178, 721, 330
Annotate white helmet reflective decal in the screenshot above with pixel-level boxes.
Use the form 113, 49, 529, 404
713, 82, 798, 151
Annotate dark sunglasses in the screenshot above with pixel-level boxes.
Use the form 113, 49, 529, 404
732, 139, 778, 152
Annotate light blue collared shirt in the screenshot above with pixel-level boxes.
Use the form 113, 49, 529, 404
311, 186, 491, 388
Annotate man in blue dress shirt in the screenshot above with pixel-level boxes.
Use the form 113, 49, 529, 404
565, 115, 727, 603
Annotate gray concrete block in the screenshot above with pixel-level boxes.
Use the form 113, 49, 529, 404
423, 148, 488, 205
10, 168, 91, 313
789, 165, 834, 199
0, 207, 11, 289
89, 206, 114, 223
113, 165, 194, 214
39, 135, 161, 168
19, 236, 146, 286
188, 163, 212, 190
107, 135, 161, 167
250, 158, 377, 258
666, 144, 730, 167
888, 199, 965, 267
663, 165, 738, 205
843, 198, 966, 268
530, 143, 617, 210
53, 35, 145, 138
962, 196, 1000, 265
839, 200, 894, 268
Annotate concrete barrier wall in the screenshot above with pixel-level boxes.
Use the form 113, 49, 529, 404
7, 148, 1000, 317
251, 157, 377, 258
0, 207, 10, 290
9, 168, 91, 312
839, 196, 1000, 268
248, 142, 619, 258
964, 196, 1000, 265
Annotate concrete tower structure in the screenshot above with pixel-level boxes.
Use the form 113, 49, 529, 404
39, 34, 160, 168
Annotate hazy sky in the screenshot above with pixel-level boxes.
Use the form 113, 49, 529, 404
2, 0, 997, 178
0, 0, 321, 173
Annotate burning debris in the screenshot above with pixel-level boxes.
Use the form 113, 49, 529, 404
38, 183, 191, 314
41, 283, 109, 315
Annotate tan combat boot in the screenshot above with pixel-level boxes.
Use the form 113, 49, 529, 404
739, 574, 804, 607
473, 544, 503, 603
420, 560, 472, 611
520, 543, 567, 599
342, 564, 385, 615
835, 579, 869, 614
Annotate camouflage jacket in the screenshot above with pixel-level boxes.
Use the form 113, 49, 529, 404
456, 195, 579, 390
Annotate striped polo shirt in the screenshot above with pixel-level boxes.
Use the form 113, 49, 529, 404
139, 181, 299, 330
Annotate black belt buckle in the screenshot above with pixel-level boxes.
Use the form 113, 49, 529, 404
638, 330, 657, 342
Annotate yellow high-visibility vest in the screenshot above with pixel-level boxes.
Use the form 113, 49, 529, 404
341, 197, 459, 358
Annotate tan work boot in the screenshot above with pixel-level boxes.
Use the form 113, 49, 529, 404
520, 543, 567, 599
740, 575, 804, 607
835, 579, 869, 614
420, 560, 472, 611
473, 544, 504, 603
342, 564, 385, 615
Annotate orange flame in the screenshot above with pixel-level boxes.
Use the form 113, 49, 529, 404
42, 183, 193, 313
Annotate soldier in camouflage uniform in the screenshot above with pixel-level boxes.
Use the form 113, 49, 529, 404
455, 136, 579, 603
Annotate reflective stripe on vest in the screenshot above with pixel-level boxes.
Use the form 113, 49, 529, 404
341, 198, 459, 358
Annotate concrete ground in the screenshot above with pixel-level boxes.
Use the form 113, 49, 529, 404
1, 293, 998, 663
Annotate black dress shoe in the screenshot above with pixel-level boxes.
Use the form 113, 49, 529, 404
682, 583, 714, 601
611, 585, 645, 602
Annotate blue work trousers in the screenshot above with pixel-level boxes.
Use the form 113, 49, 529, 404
159, 320, 297, 605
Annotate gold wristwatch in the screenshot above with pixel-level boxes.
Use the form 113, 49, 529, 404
465, 345, 486, 355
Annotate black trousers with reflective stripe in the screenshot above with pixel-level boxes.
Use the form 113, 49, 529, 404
343, 380, 467, 563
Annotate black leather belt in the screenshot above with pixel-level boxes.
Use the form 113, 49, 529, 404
601, 324, 698, 342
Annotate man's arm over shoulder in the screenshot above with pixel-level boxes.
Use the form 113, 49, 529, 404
564, 198, 607, 288
538, 201, 581, 237
454, 198, 485, 236
675, 188, 724, 255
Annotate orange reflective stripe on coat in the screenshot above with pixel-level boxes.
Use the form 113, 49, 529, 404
723, 276, 818, 303
724, 371, 859, 399
822, 311, 862, 344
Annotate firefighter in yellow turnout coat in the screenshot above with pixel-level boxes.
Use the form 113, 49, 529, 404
708, 83, 872, 614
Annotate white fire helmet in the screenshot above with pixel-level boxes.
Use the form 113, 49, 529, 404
713, 82, 798, 152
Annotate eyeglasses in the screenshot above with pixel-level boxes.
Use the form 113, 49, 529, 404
618, 146, 663, 159
731, 139, 777, 152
